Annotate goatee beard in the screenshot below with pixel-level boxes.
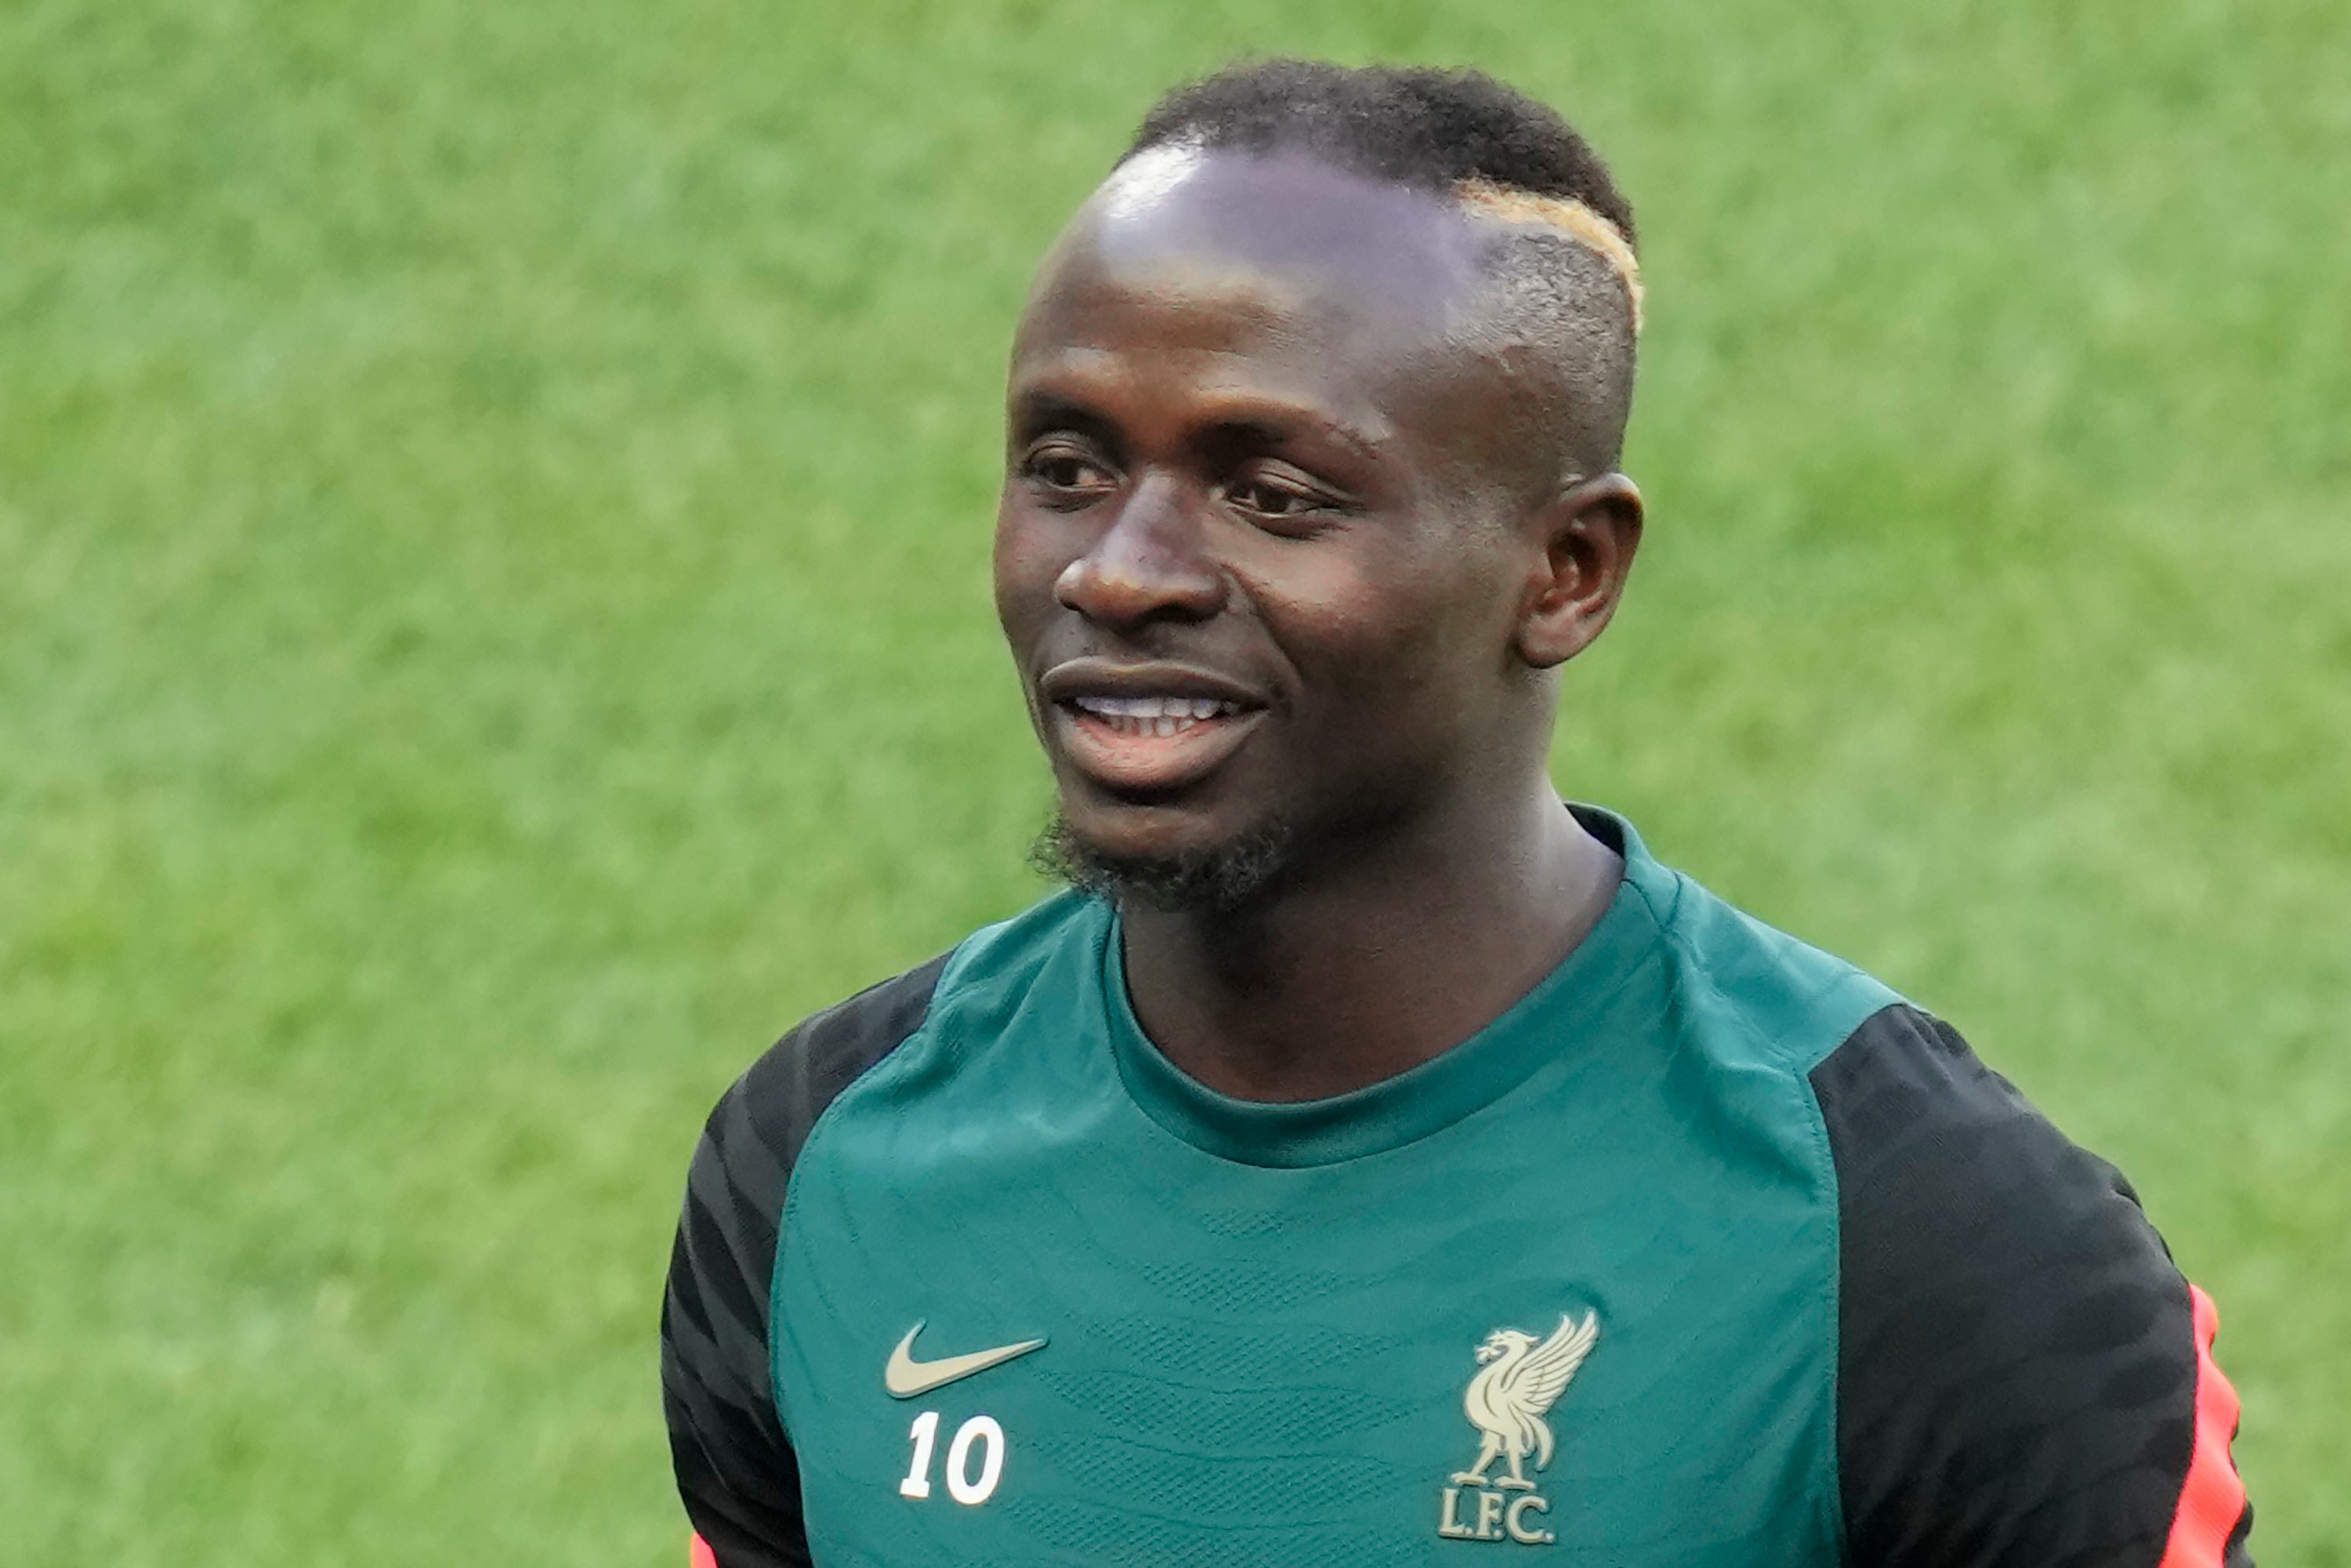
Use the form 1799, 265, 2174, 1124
1030, 813, 1297, 914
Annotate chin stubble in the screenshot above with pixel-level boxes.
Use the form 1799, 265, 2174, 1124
1029, 813, 1298, 914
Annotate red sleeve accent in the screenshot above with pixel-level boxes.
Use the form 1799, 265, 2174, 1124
2158, 1284, 2248, 1568
689, 1534, 719, 1568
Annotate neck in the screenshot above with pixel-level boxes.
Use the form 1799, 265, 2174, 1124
1117, 784, 1621, 1103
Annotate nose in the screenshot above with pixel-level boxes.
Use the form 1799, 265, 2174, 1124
1054, 475, 1228, 630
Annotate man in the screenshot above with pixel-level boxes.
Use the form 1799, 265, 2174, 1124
662, 60, 2253, 1566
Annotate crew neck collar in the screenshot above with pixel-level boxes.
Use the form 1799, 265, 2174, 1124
1095, 806, 1672, 1169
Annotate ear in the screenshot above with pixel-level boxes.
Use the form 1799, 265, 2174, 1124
1512, 473, 1643, 669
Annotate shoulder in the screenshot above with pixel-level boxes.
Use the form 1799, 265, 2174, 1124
1810, 1003, 2179, 1355
660, 907, 1096, 1568
1812, 1004, 2253, 1566
660, 951, 956, 1568
1609, 817, 2253, 1562
1624, 840, 1902, 1076
700, 889, 1106, 1197
667, 949, 956, 1392
706, 949, 956, 1190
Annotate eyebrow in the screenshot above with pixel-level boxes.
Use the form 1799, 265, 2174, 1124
1008, 383, 1388, 465
1008, 389, 1116, 437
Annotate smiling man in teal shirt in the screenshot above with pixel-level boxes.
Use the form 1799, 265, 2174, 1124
661, 60, 2253, 1566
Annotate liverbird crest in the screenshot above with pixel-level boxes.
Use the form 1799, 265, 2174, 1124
1451, 1310, 1601, 1491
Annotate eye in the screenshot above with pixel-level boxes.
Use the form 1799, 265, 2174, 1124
1223, 465, 1346, 531
1230, 480, 1312, 516
1020, 440, 1118, 501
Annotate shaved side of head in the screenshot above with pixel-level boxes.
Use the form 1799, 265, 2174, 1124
1456, 221, 1639, 487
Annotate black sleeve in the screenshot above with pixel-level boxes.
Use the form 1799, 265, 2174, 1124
1814, 1004, 2253, 1568
660, 954, 950, 1568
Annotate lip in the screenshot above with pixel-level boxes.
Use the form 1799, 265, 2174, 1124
1039, 658, 1270, 711
1038, 659, 1270, 795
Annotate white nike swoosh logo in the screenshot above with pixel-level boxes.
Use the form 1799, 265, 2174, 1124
884, 1321, 1048, 1400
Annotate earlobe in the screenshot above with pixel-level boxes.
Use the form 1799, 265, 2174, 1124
1512, 473, 1643, 669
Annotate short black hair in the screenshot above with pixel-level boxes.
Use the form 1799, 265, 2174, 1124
1124, 59, 1636, 252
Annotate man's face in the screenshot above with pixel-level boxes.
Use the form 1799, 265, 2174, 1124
994, 148, 1562, 899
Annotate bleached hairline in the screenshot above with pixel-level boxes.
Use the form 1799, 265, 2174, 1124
1454, 179, 1645, 334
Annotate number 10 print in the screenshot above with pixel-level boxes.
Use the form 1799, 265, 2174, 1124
898, 1411, 1005, 1505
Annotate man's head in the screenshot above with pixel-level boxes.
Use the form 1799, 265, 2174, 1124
996, 61, 1646, 912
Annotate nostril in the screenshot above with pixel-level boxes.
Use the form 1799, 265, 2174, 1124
1054, 544, 1226, 625
1048, 483, 1229, 625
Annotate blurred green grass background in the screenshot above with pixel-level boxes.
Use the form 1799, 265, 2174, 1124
2, 0, 2343, 1560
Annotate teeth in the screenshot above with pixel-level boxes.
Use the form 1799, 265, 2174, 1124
1070, 693, 1241, 736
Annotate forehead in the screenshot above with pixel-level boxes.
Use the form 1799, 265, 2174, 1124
1082, 146, 1487, 315
1012, 148, 1494, 413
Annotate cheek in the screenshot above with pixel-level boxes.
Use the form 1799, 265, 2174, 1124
992, 497, 1063, 641
1244, 534, 1514, 734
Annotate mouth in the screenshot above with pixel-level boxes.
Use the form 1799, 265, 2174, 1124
1040, 662, 1270, 795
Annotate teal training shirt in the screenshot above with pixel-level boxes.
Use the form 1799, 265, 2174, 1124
663, 809, 2252, 1566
